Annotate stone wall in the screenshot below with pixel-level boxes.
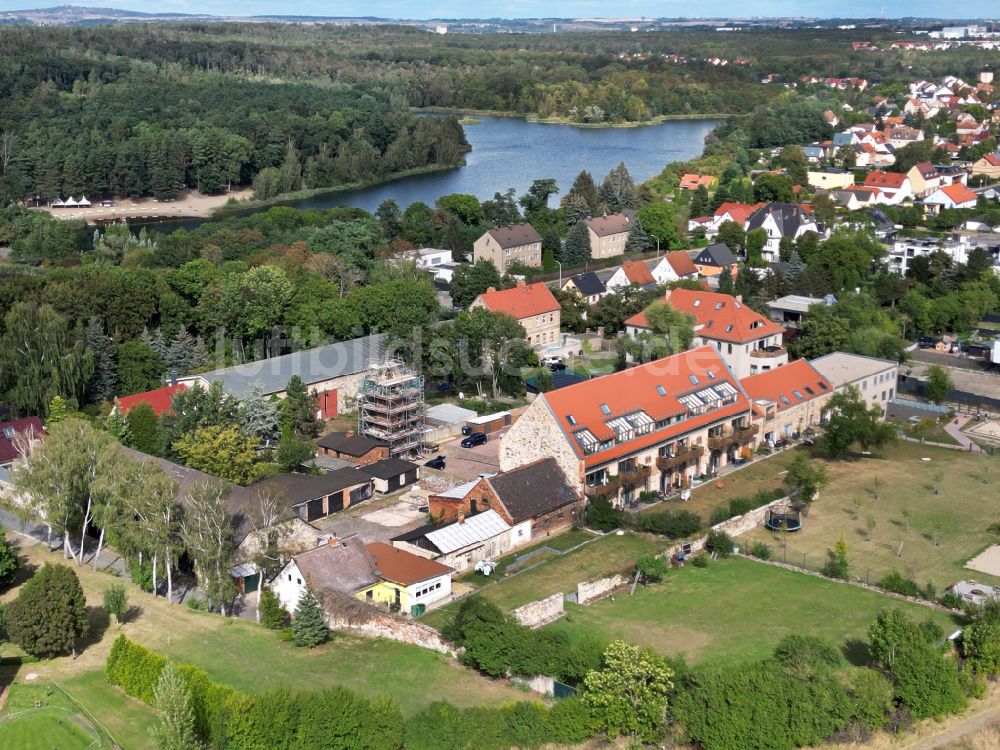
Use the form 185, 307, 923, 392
577, 574, 627, 605
498, 398, 583, 488
325, 608, 457, 656
511, 674, 556, 697
662, 494, 795, 560
511, 592, 565, 628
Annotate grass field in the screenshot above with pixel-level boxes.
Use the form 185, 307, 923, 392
425, 532, 660, 629
545, 556, 960, 668
0, 681, 109, 749
0, 535, 528, 747
457, 528, 597, 585
741, 441, 1000, 591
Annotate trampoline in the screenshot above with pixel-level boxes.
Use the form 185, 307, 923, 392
765, 508, 803, 532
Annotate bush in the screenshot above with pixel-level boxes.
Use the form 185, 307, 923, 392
635, 555, 669, 584
708, 506, 730, 526
939, 590, 964, 610
633, 508, 702, 538
585, 497, 627, 532
0, 525, 19, 588
130, 560, 154, 592
749, 541, 772, 560
849, 669, 894, 732
258, 587, 288, 630
878, 571, 921, 597
891, 640, 966, 719
728, 496, 755, 517
772, 634, 842, 679
103, 585, 129, 627
544, 697, 598, 744
6, 563, 88, 658
705, 530, 734, 558
691, 555, 709, 568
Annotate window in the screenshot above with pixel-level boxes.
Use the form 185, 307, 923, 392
288, 574, 292, 581
689, 374, 699, 385
693, 299, 701, 307
656, 385, 666, 396
600, 403, 611, 415
793, 390, 803, 400
297, 578, 302, 585
728, 344, 733, 354
714, 302, 723, 310
779, 395, 791, 405
726, 324, 733, 332
567, 415, 576, 426
366, 590, 373, 600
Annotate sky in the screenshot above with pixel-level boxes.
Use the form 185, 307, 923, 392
4, 1, 999, 19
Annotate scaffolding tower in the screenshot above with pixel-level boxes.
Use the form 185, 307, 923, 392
357, 358, 425, 458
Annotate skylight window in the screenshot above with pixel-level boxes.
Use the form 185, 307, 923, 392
656, 385, 667, 396
804, 386, 815, 396
689, 374, 699, 385
817, 381, 829, 390
714, 302, 723, 310
692, 299, 701, 307
600, 403, 611, 415
726, 324, 733, 332
793, 390, 804, 400
567, 415, 576, 426
706, 369, 715, 379
779, 395, 791, 405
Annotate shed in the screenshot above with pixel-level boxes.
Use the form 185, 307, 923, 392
464, 411, 511, 435
359, 457, 420, 494
261, 468, 373, 522
425, 403, 477, 427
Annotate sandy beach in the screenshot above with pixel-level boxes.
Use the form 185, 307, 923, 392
33, 188, 254, 223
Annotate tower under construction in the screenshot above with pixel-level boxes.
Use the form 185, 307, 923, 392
357, 358, 424, 458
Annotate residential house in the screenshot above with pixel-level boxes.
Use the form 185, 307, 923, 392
177, 333, 385, 419
625, 288, 787, 378
561, 271, 607, 305
830, 187, 879, 211
428, 457, 583, 542
470, 282, 561, 350
692, 243, 738, 277
391, 507, 513, 573
679, 173, 718, 190
472, 223, 543, 274
271, 535, 379, 612
712, 202, 762, 233
741, 360, 833, 445
651, 251, 699, 284
498, 347, 756, 503
767, 294, 836, 327
261, 467, 374, 522
315, 431, 388, 467
923, 183, 978, 211
114, 383, 187, 417
906, 162, 942, 198
401, 247, 456, 282
971, 153, 1000, 180
358, 457, 420, 494
606, 260, 658, 291
585, 213, 632, 259
807, 170, 855, 190
863, 171, 913, 205
745, 203, 820, 261
888, 126, 924, 149
810, 352, 898, 416
886, 235, 979, 275
359, 542, 452, 611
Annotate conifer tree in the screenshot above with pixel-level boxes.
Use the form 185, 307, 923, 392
84, 318, 118, 403
0, 523, 19, 588
625, 216, 650, 254
292, 585, 329, 648
562, 220, 592, 266
239, 386, 280, 445
150, 662, 203, 750
259, 586, 289, 629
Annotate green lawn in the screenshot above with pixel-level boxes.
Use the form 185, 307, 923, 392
427, 532, 660, 629
458, 528, 598, 585
0, 681, 110, 750
545, 556, 960, 668
741, 441, 1000, 591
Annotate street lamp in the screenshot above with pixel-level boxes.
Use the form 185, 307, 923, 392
650, 234, 660, 256
555, 259, 563, 288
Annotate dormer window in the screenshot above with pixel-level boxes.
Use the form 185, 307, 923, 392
793, 390, 804, 400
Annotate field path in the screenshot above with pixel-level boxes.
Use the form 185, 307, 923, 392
944, 415, 983, 453
899, 702, 1000, 749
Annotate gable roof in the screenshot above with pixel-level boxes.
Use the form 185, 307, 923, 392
366, 541, 451, 585
713, 202, 762, 226
693, 243, 738, 268
864, 171, 909, 189
979, 153, 1000, 167
0, 417, 43, 465
482, 223, 542, 248
485, 457, 580, 523
911, 161, 939, 179
116, 384, 187, 417
474, 283, 559, 319
746, 203, 816, 237
316, 431, 385, 456
664, 251, 698, 277
422, 509, 511, 554
619, 260, 656, 286
538, 346, 751, 468
186, 334, 384, 399
290, 536, 379, 595
586, 213, 631, 237
740, 359, 832, 414
679, 173, 717, 190
359, 457, 418, 481
628, 288, 783, 344
564, 271, 606, 296
933, 183, 977, 204
260, 467, 371, 506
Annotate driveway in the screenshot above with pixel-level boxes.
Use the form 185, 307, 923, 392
436, 433, 503, 481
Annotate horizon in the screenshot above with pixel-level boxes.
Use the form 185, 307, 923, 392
3, 2, 1000, 21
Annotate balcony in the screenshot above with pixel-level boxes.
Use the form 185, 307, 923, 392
656, 445, 705, 471
750, 346, 788, 359
617, 464, 652, 486
708, 424, 759, 451
586, 477, 619, 499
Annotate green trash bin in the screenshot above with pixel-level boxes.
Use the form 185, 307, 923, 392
411, 603, 426, 617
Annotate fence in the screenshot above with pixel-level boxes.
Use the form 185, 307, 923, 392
898, 374, 1000, 412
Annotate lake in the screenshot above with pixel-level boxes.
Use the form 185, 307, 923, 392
146, 115, 720, 233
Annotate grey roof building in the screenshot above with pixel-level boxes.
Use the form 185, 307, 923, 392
563, 271, 607, 297
694, 243, 738, 268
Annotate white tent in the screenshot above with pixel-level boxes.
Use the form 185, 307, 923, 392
78, 195, 92, 207
64, 197, 79, 207
51, 197, 66, 208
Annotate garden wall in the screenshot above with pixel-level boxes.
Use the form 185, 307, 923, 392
577, 574, 627, 605
321, 594, 457, 655
510, 593, 564, 628
664, 494, 795, 560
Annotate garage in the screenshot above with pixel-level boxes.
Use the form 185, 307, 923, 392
360, 457, 420, 495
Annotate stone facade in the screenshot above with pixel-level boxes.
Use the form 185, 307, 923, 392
325, 607, 456, 655
754, 392, 831, 445
577, 573, 627, 605
498, 398, 583, 486
510, 593, 565, 628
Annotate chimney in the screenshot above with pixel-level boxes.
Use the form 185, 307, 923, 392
736, 295, 743, 303
326, 536, 340, 546
457, 508, 465, 524
169, 368, 179, 386
486, 286, 496, 293
346, 430, 354, 438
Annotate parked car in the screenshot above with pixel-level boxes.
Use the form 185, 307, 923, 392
548, 361, 567, 372
540, 356, 562, 367
461, 432, 488, 448
424, 455, 446, 470
918, 336, 937, 349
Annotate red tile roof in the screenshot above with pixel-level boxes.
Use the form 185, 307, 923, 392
664, 251, 698, 277
474, 283, 559, 319
365, 541, 451, 585
679, 173, 717, 190
936, 183, 977, 205
539, 346, 751, 468
864, 171, 908, 190
980, 154, 1000, 167
116, 384, 186, 417
714, 202, 763, 226
627, 288, 784, 344
621, 260, 656, 286
740, 360, 832, 414
0, 416, 44, 465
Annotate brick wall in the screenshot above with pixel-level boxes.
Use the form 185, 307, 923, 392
511, 593, 565, 628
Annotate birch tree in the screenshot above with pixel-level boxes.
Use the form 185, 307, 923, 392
180, 480, 234, 615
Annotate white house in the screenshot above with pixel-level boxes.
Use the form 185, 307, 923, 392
650, 251, 699, 284
271, 535, 378, 612
745, 204, 819, 262
923, 184, 979, 211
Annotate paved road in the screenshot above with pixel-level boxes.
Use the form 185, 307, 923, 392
944, 414, 984, 453
910, 349, 996, 373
